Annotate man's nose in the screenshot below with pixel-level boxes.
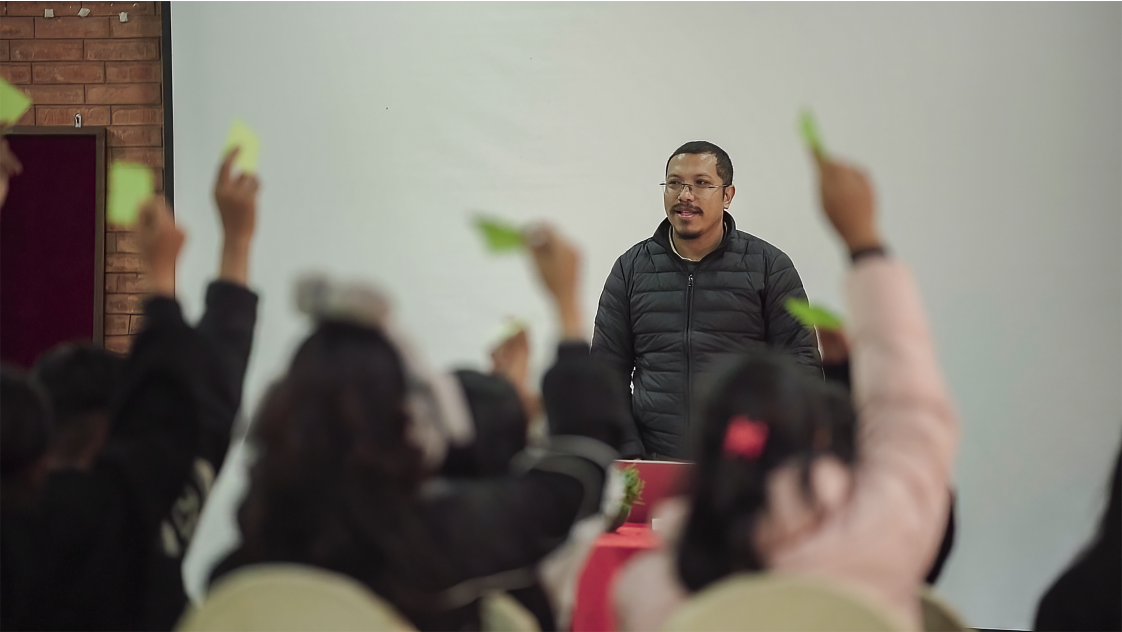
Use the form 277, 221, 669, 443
677, 185, 696, 202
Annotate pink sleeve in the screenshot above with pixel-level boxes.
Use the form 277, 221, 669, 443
773, 257, 959, 626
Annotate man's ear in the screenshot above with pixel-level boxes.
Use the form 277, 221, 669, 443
723, 184, 736, 209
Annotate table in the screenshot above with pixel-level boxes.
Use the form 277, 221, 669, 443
571, 524, 661, 632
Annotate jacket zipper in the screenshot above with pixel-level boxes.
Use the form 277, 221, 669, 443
685, 273, 695, 448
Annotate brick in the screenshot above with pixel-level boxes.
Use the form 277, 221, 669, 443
1, 41, 9, 61
103, 335, 132, 355
117, 272, 148, 293
109, 13, 157, 37
35, 104, 109, 125
31, 61, 103, 83
110, 104, 159, 124
10, 39, 82, 60
6, 2, 83, 16
104, 60, 157, 82
105, 314, 129, 335
22, 84, 82, 103
1, 16, 33, 38
85, 81, 157, 104
128, 314, 145, 333
34, 16, 109, 38
152, 168, 162, 192
106, 252, 141, 272
0, 62, 30, 83
110, 146, 161, 167
84, 38, 157, 60
114, 230, 139, 252
105, 292, 143, 313
81, 2, 154, 16
16, 106, 33, 125
107, 124, 160, 146
104, 232, 116, 253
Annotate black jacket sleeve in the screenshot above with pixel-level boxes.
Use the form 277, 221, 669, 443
418, 341, 624, 605
103, 296, 207, 512
590, 255, 645, 458
761, 250, 821, 374
193, 281, 259, 470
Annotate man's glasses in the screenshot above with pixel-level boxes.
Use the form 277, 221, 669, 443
660, 181, 727, 197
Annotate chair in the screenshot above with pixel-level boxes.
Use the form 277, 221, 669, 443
660, 574, 906, 632
920, 587, 969, 632
176, 563, 417, 632
481, 591, 541, 632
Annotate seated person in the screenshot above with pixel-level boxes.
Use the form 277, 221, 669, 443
0, 367, 52, 630
614, 150, 959, 631
9, 152, 261, 631
210, 226, 629, 631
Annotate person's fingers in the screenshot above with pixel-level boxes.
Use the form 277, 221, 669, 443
218, 148, 240, 186
524, 224, 552, 250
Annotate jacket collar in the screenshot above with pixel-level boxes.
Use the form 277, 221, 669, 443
652, 211, 737, 261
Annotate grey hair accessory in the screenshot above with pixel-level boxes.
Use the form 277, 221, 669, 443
295, 273, 474, 467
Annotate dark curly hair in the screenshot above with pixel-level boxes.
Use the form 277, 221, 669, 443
235, 321, 451, 613
676, 351, 856, 592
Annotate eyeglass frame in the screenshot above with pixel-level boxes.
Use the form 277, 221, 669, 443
659, 181, 729, 197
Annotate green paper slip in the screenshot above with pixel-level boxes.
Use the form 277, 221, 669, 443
473, 215, 524, 253
107, 162, 154, 227
222, 119, 260, 173
799, 109, 827, 158
0, 78, 32, 126
785, 297, 844, 331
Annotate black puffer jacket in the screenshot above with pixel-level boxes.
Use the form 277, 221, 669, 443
591, 213, 819, 459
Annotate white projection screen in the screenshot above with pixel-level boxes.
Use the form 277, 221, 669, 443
171, 3, 1120, 629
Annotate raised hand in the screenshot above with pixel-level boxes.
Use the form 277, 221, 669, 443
137, 197, 184, 299
812, 152, 882, 253
525, 224, 583, 340
213, 149, 259, 285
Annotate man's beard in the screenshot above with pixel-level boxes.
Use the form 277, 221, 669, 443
672, 203, 704, 239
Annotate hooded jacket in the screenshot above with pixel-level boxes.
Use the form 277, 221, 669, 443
591, 212, 819, 458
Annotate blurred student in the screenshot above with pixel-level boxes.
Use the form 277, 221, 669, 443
0, 368, 52, 630
209, 226, 628, 631
1034, 441, 1121, 631
614, 150, 959, 631
31, 345, 123, 471
9, 153, 260, 631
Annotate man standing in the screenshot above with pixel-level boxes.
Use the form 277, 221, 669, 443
591, 141, 818, 459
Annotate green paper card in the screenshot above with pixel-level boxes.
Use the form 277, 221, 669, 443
799, 109, 827, 158
107, 162, 154, 227
785, 297, 844, 331
0, 78, 32, 126
473, 215, 524, 253
222, 119, 260, 173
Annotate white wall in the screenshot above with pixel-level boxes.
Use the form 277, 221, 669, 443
171, 3, 1121, 628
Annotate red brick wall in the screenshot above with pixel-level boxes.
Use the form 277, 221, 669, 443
1, 1, 164, 354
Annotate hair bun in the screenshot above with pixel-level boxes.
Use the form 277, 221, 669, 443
295, 273, 391, 330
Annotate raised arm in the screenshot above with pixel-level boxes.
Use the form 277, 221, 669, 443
104, 198, 205, 508
589, 257, 644, 458
779, 152, 959, 611
191, 150, 261, 467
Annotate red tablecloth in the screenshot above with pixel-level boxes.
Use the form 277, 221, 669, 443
571, 525, 661, 632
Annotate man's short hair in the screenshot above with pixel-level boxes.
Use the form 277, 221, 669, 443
666, 141, 733, 186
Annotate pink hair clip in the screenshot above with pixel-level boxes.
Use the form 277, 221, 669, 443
723, 415, 769, 460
